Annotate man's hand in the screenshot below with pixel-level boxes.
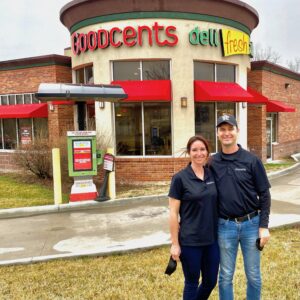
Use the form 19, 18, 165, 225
259, 227, 270, 247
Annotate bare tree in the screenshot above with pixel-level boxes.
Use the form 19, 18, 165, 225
287, 57, 300, 73
251, 43, 281, 64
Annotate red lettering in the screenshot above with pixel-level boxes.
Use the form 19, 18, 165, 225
87, 31, 97, 51
123, 26, 137, 47
97, 29, 109, 49
137, 25, 152, 46
78, 33, 87, 53
71, 32, 80, 55
110, 27, 122, 48
165, 26, 178, 46
152, 22, 165, 46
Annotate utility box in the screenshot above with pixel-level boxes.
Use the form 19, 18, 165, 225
67, 131, 103, 201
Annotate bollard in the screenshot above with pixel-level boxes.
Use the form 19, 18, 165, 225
107, 147, 116, 199
52, 148, 63, 205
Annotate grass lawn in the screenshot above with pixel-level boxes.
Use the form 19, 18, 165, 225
0, 225, 299, 299
0, 173, 69, 209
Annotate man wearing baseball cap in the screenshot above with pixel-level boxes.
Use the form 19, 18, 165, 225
211, 114, 271, 300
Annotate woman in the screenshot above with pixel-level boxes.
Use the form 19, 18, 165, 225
169, 136, 219, 300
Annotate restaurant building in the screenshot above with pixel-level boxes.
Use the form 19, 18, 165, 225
0, 0, 299, 183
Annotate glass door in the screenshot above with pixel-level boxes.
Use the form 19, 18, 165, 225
266, 118, 272, 160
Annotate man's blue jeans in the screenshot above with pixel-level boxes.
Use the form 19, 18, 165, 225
218, 215, 261, 300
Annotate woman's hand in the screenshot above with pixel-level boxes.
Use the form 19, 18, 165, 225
170, 244, 181, 261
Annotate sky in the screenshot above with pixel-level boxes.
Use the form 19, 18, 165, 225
0, 0, 299, 68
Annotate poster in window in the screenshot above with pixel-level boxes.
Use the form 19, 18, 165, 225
20, 127, 32, 145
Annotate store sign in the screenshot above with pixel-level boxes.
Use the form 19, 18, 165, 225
189, 28, 219, 47
72, 22, 178, 55
20, 127, 32, 145
188, 27, 250, 57
220, 29, 250, 57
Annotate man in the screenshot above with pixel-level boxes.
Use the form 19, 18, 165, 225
210, 114, 271, 300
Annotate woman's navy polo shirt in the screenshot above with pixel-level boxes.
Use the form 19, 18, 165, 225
168, 164, 218, 247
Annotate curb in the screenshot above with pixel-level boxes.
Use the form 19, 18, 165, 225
0, 194, 168, 219
267, 162, 300, 180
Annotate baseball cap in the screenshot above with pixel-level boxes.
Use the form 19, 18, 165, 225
216, 115, 238, 127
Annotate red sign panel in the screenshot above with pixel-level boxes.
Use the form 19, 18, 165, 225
73, 140, 93, 171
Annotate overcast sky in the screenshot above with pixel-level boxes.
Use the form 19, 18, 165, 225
0, 0, 299, 69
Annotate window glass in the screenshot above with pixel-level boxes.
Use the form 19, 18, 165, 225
16, 95, 23, 104
33, 118, 48, 140
195, 103, 216, 151
9, 95, 15, 105
85, 66, 94, 84
216, 64, 235, 82
18, 119, 32, 146
113, 61, 140, 80
3, 119, 17, 149
267, 113, 278, 142
194, 62, 214, 81
76, 68, 85, 83
24, 94, 32, 104
1, 95, 8, 105
142, 61, 170, 80
115, 103, 142, 155
32, 94, 40, 104
144, 103, 171, 155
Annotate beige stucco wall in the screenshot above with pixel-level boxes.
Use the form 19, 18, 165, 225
70, 18, 251, 155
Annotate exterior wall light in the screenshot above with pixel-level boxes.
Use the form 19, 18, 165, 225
99, 101, 105, 109
48, 103, 55, 112
181, 97, 188, 108
285, 83, 290, 89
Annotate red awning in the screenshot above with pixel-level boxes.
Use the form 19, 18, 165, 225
266, 100, 296, 112
194, 81, 254, 102
0, 104, 48, 119
247, 87, 268, 104
111, 80, 172, 101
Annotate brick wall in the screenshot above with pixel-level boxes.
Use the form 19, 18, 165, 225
0, 55, 72, 171
249, 61, 300, 160
115, 157, 190, 183
0, 151, 19, 172
247, 105, 267, 161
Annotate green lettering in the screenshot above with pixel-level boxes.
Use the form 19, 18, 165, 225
199, 30, 209, 45
189, 27, 199, 45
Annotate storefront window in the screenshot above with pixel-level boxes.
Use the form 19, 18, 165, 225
32, 94, 40, 104
115, 103, 142, 155
195, 103, 216, 151
0, 95, 8, 105
113, 60, 170, 80
144, 103, 171, 155
76, 68, 85, 84
85, 66, 94, 84
216, 64, 235, 82
113, 61, 140, 80
24, 94, 32, 104
9, 95, 15, 105
33, 118, 48, 140
194, 62, 214, 81
3, 119, 17, 149
16, 95, 23, 104
142, 61, 170, 80
195, 102, 236, 152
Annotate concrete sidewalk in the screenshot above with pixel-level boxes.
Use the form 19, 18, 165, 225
0, 164, 300, 266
